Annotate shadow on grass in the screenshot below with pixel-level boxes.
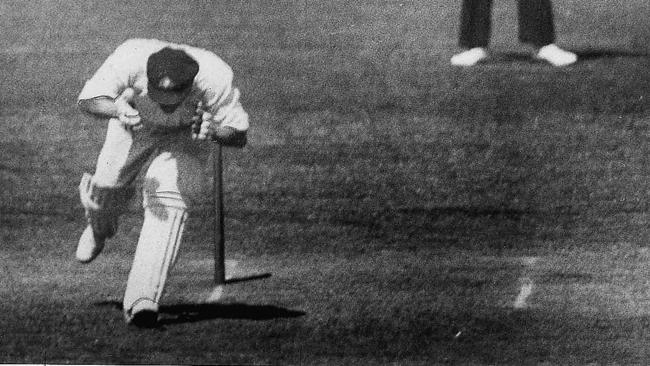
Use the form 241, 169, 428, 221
492, 48, 648, 65
224, 272, 272, 285
95, 300, 305, 325
492, 52, 533, 63
159, 303, 306, 325
573, 48, 649, 60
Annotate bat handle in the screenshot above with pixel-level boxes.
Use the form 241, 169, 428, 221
213, 144, 226, 285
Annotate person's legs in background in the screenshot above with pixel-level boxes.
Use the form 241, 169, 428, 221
451, 0, 577, 66
459, 0, 493, 49
451, 0, 493, 66
518, 0, 555, 47
518, 0, 577, 66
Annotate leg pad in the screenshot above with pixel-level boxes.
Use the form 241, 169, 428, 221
122, 192, 187, 319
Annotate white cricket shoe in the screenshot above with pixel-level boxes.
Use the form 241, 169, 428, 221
124, 299, 159, 328
535, 44, 577, 67
450, 47, 488, 66
76, 225, 105, 263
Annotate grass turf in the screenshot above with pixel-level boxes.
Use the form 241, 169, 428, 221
1, 0, 649, 364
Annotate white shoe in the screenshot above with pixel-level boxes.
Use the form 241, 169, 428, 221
535, 44, 577, 67
450, 47, 488, 66
124, 299, 159, 328
76, 225, 105, 263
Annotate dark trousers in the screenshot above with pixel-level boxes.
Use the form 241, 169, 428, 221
459, 0, 556, 48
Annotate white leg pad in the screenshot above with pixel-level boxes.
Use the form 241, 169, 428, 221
123, 195, 187, 318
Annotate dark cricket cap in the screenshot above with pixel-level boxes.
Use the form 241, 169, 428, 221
147, 47, 199, 105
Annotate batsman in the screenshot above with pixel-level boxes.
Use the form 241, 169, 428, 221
76, 38, 248, 327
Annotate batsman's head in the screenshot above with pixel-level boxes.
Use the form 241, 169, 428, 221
147, 47, 199, 106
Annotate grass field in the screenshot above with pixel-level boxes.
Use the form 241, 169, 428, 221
1, 0, 650, 364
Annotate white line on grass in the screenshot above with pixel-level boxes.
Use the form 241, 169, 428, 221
513, 257, 538, 309
514, 280, 534, 309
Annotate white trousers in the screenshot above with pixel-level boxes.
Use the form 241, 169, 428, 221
94, 118, 210, 200
93, 117, 211, 315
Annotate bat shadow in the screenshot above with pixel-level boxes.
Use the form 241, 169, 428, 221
158, 302, 306, 325
94, 300, 306, 327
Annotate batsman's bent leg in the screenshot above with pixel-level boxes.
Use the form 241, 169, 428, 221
77, 173, 134, 263
78, 117, 158, 263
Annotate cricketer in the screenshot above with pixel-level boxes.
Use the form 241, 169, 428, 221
76, 38, 249, 327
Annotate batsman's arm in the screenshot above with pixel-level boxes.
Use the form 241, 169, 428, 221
189, 49, 248, 147
77, 40, 147, 127
78, 89, 142, 129
78, 97, 121, 119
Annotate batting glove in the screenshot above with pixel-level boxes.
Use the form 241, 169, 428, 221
191, 102, 247, 147
115, 88, 142, 131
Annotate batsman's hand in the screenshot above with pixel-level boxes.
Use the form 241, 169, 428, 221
192, 102, 247, 147
115, 88, 142, 131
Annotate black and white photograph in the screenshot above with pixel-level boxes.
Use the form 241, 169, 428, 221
1, 0, 649, 364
